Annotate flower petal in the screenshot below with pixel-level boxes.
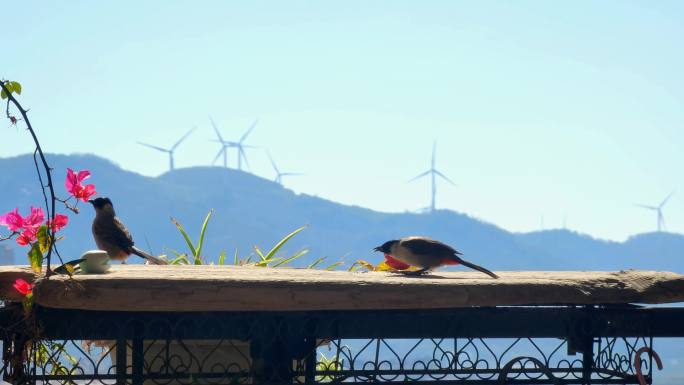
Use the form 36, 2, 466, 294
48, 214, 69, 232
81, 184, 97, 201
13, 279, 33, 296
23, 206, 45, 230
0, 208, 24, 232
16, 229, 37, 246
65, 168, 77, 194
76, 170, 91, 183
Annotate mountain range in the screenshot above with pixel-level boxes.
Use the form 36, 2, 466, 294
0, 153, 682, 274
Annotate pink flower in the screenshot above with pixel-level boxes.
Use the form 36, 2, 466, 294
22, 206, 44, 230
65, 168, 97, 202
0, 207, 48, 246
47, 214, 69, 232
16, 228, 38, 246
0, 208, 23, 232
13, 279, 33, 296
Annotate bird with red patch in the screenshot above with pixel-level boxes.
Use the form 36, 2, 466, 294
374, 236, 499, 278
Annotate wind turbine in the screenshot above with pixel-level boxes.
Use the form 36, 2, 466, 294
267, 152, 303, 185
408, 141, 455, 213
137, 127, 195, 171
636, 192, 675, 232
209, 117, 257, 170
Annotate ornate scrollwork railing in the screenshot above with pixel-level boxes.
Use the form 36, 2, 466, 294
2, 305, 682, 384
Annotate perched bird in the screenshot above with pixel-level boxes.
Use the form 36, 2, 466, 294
374, 236, 498, 278
88, 197, 167, 265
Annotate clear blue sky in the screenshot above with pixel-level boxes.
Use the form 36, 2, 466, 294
3, 1, 683, 240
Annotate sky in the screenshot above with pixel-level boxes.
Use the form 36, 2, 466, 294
2, 1, 683, 241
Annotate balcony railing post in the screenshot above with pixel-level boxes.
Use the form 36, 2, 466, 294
131, 338, 143, 385
115, 339, 127, 385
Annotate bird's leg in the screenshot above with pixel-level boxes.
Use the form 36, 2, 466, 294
400, 268, 430, 276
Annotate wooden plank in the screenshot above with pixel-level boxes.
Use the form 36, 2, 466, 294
1, 265, 683, 311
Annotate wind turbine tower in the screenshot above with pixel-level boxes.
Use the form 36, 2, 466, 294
636, 192, 674, 232
210, 117, 257, 170
137, 127, 195, 171
210, 116, 231, 168
409, 141, 455, 213
268, 152, 303, 185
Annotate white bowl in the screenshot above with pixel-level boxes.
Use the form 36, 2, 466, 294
79, 250, 111, 274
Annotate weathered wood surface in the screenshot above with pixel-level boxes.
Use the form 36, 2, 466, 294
1, 265, 684, 311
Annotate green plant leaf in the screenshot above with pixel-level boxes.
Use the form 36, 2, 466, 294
233, 249, 239, 265
170, 254, 190, 265
195, 210, 213, 259
307, 256, 327, 269
264, 226, 307, 261
36, 225, 50, 254
28, 243, 44, 273
0, 89, 6, 99
325, 261, 344, 271
171, 217, 197, 257
218, 250, 226, 265
10, 81, 21, 95
256, 257, 283, 267
348, 260, 374, 272
254, 246, 266, 261
272, 248, 309, 267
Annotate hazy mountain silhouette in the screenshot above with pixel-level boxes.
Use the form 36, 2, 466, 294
1, 153, 682, 274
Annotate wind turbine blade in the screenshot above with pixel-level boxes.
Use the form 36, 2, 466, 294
659, 191, 675, 208
408, 170, 430, 183
239, 146, 250, 170
434, 170, 456, 185
267, 152, 279, 173
431, 141, 436, 169
138, 142, 169, 153
172, 127, 196, 150
634, 204, 658, 210
240, 119, 258, 143
212, 148, 224, 165
209, 116, 224, 142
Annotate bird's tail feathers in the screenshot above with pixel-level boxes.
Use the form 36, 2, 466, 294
131, 246, 168, 265
458, 258, 499, 279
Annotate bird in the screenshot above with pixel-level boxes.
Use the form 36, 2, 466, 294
88, 197, 167, 265
373, 236, 498, 278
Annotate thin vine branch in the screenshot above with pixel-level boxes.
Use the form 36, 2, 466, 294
1, 80, 58, 276
0, 232, 17, 242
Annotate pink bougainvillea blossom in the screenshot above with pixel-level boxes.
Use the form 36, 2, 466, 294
0, 208, 23, 232
16, 229, 38, 246
13, 279, 33, 296
22, 206, 44, 230
0, 207, 53, 246
65, 168, 97, 202
47, 214, 69, 232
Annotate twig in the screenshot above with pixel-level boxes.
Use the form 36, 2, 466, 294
0, 232, 17, 242
1, 80, 58, 275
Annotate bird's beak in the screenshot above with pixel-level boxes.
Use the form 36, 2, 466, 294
88, 200, 95, 205
372, 246, 382, 252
